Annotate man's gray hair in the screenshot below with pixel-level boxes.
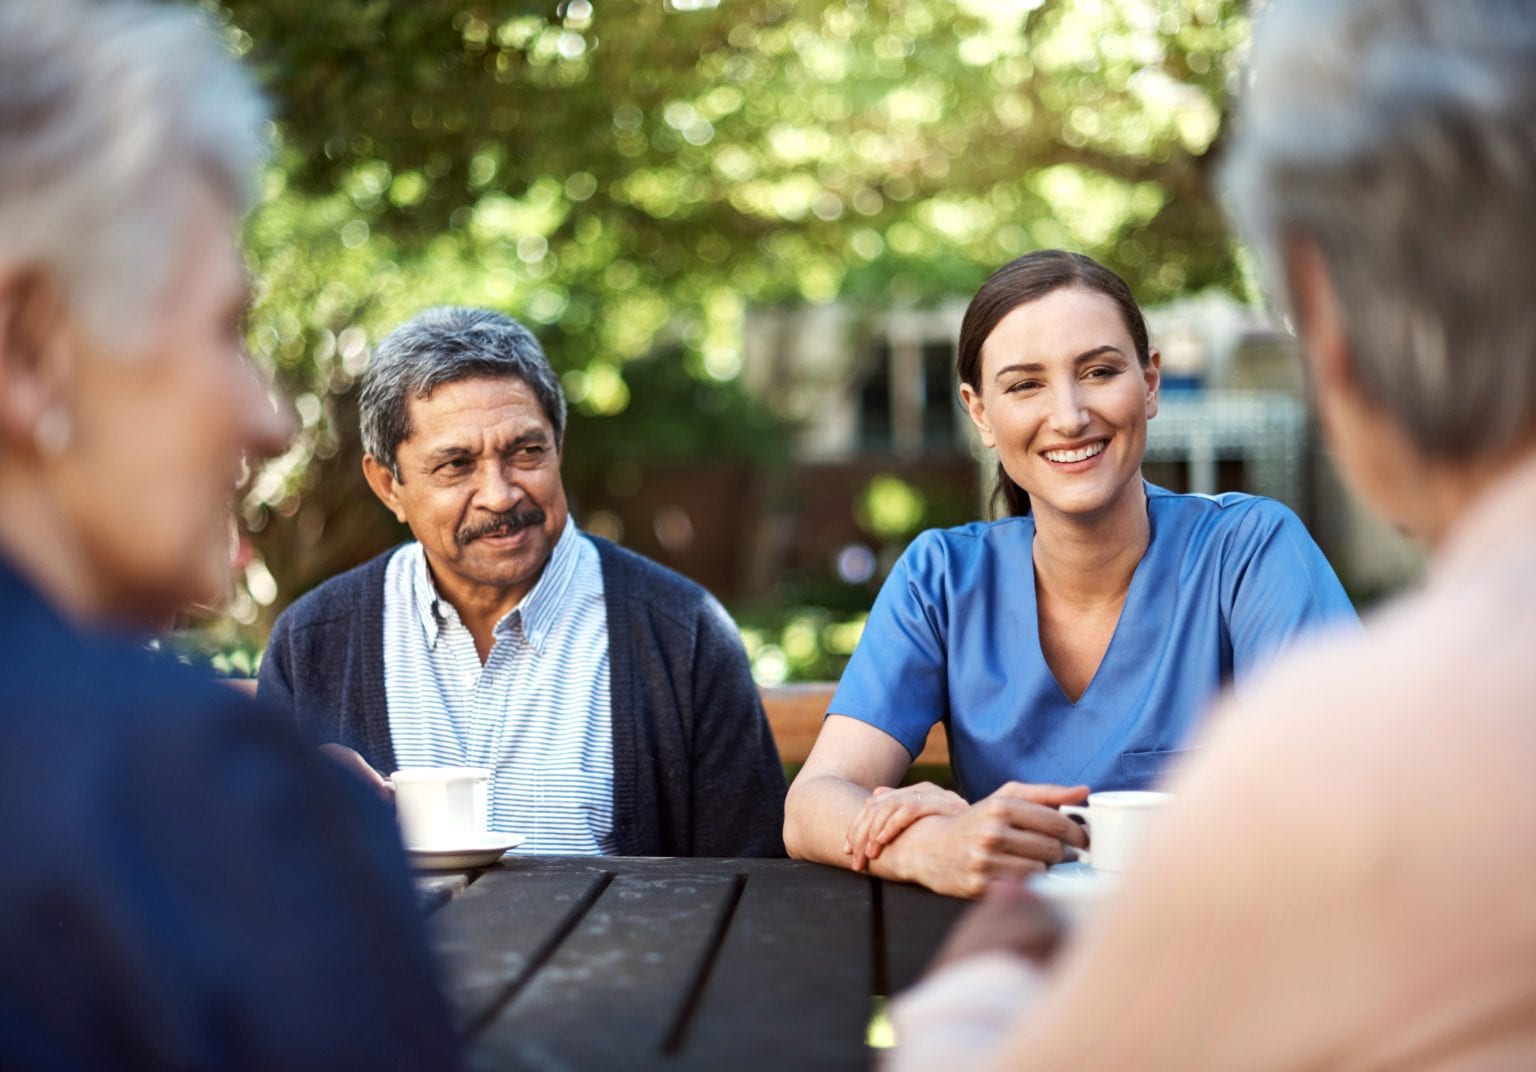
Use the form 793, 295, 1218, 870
0, 0, 268, 350
360, 307, 568, 477
1222, 0, 1536, 460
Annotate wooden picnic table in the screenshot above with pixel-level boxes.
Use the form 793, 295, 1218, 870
419, 856, 967, 1071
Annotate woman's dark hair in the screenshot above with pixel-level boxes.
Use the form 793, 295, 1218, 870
957, 250, 1151, 518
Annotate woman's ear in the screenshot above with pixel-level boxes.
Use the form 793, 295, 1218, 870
959, 382, 996, 449
0, 267, 75, 456
1143, 346, 1162, 421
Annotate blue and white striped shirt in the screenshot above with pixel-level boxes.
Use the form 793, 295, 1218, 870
382, 520, 615, 855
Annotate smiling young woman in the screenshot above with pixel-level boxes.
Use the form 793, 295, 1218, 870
783, 250, 1358, 899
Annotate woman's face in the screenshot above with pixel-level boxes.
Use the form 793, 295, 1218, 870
51, 177, 291, 624
961, 286, 1160, 525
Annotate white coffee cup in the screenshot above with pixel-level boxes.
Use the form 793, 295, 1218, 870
1060, 790, 1171, 874
391, 766, 491, 849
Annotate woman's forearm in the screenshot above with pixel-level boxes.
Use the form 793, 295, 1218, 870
783, 772, 873, 865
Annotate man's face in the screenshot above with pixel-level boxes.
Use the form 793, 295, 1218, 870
366, 374, 569, 609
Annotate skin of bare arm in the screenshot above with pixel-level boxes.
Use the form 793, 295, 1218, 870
786, 715, 1088, 898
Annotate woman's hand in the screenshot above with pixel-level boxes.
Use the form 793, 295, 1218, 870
880, 781, 1090, 899
844, 782, 967, 871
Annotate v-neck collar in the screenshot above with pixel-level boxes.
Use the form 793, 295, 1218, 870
1026, 490, 1158, 710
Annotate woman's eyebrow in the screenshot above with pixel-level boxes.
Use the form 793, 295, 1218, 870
992, 345, 1125, 380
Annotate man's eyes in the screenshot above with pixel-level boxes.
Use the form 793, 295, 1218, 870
434, 445, 546, 474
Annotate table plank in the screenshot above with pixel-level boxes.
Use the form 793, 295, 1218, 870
416, 871, 473, 913
878, 881, 967, 995
431, 865, 608, 1033
676, 865, 874, 1071
469, 866, 738, 1071
435, 858, 963, 1071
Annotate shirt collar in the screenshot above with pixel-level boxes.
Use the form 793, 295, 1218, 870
513, 517, 582, 654
408, 518, 583, 654
407, 543, 448, 649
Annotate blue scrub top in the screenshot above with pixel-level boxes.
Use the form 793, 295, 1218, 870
829, 485, 1357, 799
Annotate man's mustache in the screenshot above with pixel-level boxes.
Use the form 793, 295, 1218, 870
457, 506, 546, 546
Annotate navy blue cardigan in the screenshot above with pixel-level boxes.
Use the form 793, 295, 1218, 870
259, 536, 787, 858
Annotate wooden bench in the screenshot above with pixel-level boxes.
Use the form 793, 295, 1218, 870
225, 676, 950, 768
759, 682, 950, 766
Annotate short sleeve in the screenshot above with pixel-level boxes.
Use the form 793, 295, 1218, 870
1222, 500, 1358, 686
828, 532, 951, 758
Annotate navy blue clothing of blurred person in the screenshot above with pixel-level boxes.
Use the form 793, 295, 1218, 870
0, 1, 459, 1068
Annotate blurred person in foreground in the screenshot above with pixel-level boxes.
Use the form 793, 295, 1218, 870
887, 0, 1536, 1066
0, 1, 459, 1067
259, 307, 787, 857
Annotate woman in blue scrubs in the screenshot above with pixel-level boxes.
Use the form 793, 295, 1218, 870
783, 250, 1356, 897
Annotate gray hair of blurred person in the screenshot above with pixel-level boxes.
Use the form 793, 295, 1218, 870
1221, 0, 1536, 460
0, 0, 267, 351
360, 307, 568, 479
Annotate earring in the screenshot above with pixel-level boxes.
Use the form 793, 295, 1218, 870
34, 407, 72, 458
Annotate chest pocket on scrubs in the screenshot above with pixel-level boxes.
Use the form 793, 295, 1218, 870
1119, 748, 1197, 787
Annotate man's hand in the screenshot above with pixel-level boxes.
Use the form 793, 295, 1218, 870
874, 782, 1090, 898
929, 879, 1066, 973
318, 743, 394, 802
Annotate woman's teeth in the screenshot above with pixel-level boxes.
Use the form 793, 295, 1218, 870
1044, 441, 1106, 463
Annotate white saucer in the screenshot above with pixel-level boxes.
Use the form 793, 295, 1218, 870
1029, 861, 1121, 927
406, 832, 525, 870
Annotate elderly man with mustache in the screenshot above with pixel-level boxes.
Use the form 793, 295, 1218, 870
259, 307, 786, 856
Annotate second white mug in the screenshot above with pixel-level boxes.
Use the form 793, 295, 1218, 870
1060, 790, 1171, 874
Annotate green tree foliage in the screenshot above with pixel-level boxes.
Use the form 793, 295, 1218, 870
206, 0, 1249, 633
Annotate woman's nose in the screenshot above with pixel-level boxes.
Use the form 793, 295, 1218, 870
1047, 382, 1089, 436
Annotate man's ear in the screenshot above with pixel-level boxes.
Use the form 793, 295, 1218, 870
959, 382, 996, 449
1284, 234, 1355, 395
362, 454, 409, 524
0, 266, 75, 454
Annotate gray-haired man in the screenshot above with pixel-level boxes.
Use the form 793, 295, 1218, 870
260, 307, 787, 857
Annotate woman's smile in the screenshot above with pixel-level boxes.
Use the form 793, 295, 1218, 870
1042, 438, 1109, 466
